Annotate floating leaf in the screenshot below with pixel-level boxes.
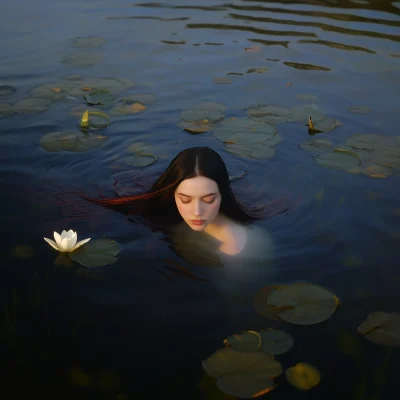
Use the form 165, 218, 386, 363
360, 164, 393, 179
68, 239, 120, 268
120, 93, 157, 105
308, 117, 341, 133
224, 331, 261, 352
247, 105, 293, 125
225, 143, 276, 160
14, 98, 50, 114
259, 329, 294, 355
346, 133, 399, 152
178, 120, 213, 134
348, 105, 371, 114
40, 131, 108, 152
358, 312, 400, 346
203, 348, 281, 398
72, 36, 106, 48
70, 104, 102, 116
181, 104, 225, 124
213, 118, 277, 145
0, 104, 15, 118
300, 138, 333, 153
30, 84, 66, 100
286, 362, 321, 390
84, 89, 115, 106
246, 68, 268, 74
120, 153, 157, 167
372, 149, 400, 168
267, 283, 339, 325
316, 148, 361, 172
253, 285, 287, 321
0, 85, 16, 97
291, 103, 325, 123
61, 52, 103, 67
229, 171, 247, 181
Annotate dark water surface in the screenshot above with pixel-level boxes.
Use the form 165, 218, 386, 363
1, 0, 400, 399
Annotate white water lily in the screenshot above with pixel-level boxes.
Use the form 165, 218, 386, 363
44, 230, 91, 253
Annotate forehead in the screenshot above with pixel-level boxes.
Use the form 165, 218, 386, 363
176, 176, 219, 196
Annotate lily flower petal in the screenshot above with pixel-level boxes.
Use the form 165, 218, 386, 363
72, 238, 91, 251
54, 231, 62, 247
70, 231, 77, 248
44, 237, 60, 251
60, 237, 71, 252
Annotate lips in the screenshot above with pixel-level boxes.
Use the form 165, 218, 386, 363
191, 220, 205, 225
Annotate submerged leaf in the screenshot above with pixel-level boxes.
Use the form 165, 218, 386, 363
358, 312, 400, 346
286, 362, 321, 390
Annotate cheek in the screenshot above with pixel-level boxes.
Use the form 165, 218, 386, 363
207, 201, 221, 216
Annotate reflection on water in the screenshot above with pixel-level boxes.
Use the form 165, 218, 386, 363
1, 0, 400, 398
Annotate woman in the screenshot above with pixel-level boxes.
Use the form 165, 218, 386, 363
85, 147, 286, 265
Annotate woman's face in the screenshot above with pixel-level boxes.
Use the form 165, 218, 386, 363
174, 176, 222, 231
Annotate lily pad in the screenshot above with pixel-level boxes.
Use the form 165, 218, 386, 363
120, 153, 157, 167
70, 78, 128, 97
30, 84, 66, 100
178, 120, 214, 134
266, 283, 339, 325
80, 110, 110, 131
111, 102, 146, 115
316, 148, 361, 172
72, 36, 106, 49
120, 93, 157, 105
181, 107, 224, 124
223, 331, 261, 352
358, 312, 400, 346
347, 105, 371, 114
345, 133, 399, 152
372, 149, 400, 168
203, 348, 281, 398
14, 98, 50, 114
253, 285, 286, 321
291, 103, 325, 123
225, 143, 276, 160
85, 89, 115, 106
70, 104, 102, 117
308, 117, 341, 133
300, 138, 333, 153
0, 104, 15, 118
259, 329, 294, 355
68, 239, 120, 268
247, 105, 293, 125
213, 118, 277, 145
246, 68, 268, 74
61, 52, 103, 67
360, 164, 393, 179
39, 131, 108, 152
0, 85, 16, 97
285, 362, 321, 390
229, 171, 247, 182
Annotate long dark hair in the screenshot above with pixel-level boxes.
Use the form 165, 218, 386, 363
83, 147, 269, 230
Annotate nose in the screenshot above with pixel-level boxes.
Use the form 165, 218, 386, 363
193, 200, 203, 217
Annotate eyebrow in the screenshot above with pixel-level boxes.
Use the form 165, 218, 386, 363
177, 193, 217, 197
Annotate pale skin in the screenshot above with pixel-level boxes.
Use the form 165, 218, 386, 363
174, 176, 248, 256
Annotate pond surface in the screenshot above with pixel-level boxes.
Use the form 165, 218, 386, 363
1, 0, 400, 399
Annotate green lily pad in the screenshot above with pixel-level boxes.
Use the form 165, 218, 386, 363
39, 131, 108, 152
246, 68, 268, 74
111, 102, 146, 115
84, 89, 115, 106
300, 138, 333, 153
181, 106, 225, 124
120, 153, 157, 167
0, 104, 15, 118
372, 149, 400, 168
70, 104, 102, 117
213, 118, 277, 145
14, 98, 50, 114
291, 103, 325, 123
347, 105, 371, 114
203, 348, 281, 398
0, 85, 16, 97
286, 362, 321, 390
178, 120, 214, 134
120, 93, 157, 105
308, 117, 341, 133
266, 283, 339, 325
259, 329, 294, 355
68, 239, 120, 268
225, 143, 276, 160
30, 84, 67, 100
61, 52, 103, 67
80, 110, 110, 131
316, 148, 361, 172
358, 312, 400, 346
72, 36, 106, 48
360, 163, 393, 179
345, 133, 399, 152
247, 105, 293, 125
224, 331, 261, 352
253, 285, 286, 321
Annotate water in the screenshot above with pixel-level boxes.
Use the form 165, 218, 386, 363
1, 0, 400, 399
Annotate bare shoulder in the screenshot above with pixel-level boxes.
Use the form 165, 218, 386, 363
218, 221, 248, 256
